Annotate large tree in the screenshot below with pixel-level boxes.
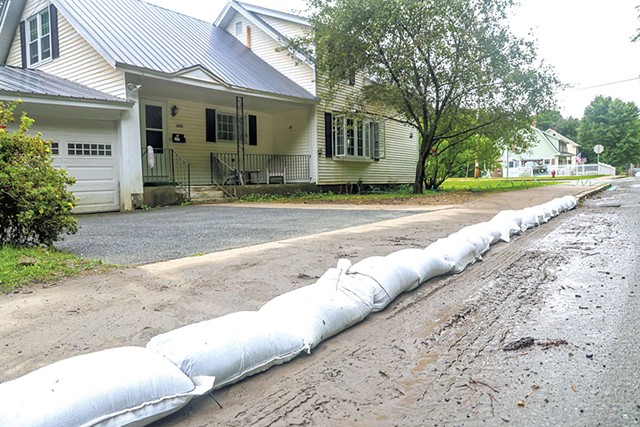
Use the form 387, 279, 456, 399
535, 109, 580, 141
577, 96, 640, 169
305, 0, 560, 192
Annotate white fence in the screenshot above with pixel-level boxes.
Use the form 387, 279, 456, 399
502, 162, 615, 178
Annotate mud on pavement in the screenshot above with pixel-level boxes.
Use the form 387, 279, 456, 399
2, 180, 637, 426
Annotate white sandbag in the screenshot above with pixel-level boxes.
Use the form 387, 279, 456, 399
490, 210, 523, 238
0, 347, 214, 427
541, 199, 562, 217
259, 282, 373, 351
147, 311, 306, 389
519, 208, 539, 231
456, 222, 504, 245
559, 195, 578, 210
538, 205, 552, 222
426, 236, 480, 274
384, 248, 454, 284
449, 228, 493, 254
345, 256, 421, 311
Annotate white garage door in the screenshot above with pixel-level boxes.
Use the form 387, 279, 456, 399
45, 120, 120, 214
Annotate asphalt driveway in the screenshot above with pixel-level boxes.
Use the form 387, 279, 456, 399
56, 204, 429, 265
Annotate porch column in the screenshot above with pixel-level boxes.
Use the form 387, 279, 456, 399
118, 85, 144, 210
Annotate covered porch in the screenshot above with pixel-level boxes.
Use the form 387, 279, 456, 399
132, 73, 317, 201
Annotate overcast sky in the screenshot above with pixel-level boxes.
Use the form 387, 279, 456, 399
146, 0, 640, 119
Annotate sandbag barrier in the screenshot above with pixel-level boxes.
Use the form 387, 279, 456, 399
0, 195, 578, 426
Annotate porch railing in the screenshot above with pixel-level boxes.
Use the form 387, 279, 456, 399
502, 162, 616, 178
210, 153, 311, 186
142, 147, 191, 200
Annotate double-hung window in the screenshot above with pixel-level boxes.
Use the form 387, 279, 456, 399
20, 5, 59, 69
332, 115, 384, 160
216, 112, 237, 142
205, 109, 258, 145
27, 9, 51, 67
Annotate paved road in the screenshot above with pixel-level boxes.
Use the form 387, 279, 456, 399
56, 204, 431, 265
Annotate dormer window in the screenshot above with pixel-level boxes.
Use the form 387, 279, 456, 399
19, 5, 59, 68
235, 21, 242, 37
27, 9, 51, 66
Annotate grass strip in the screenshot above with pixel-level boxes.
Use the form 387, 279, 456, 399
0, 245, 108, 293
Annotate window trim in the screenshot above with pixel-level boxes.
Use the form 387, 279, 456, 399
19, 5, 59, 69
26, 8, 52, 67
331, 114, 384, 160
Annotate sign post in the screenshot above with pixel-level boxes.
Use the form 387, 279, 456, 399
594, 145, 604, 174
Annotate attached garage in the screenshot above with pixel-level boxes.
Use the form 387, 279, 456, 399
45, 120, 120, 213
0, 66, 142, 213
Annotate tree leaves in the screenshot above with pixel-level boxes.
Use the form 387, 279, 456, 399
577, 96, 640, 169
304, 0, 561, 191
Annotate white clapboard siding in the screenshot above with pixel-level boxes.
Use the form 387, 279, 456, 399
5, 1, 126, 99
225, 16, 315, 95
315, 76, 418, 185
258, 15, 310, 40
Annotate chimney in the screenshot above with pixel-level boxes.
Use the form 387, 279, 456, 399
246, 26, 251, 49
551, 123, 557, 131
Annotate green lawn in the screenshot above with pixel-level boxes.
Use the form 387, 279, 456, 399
0, 246, 108, 293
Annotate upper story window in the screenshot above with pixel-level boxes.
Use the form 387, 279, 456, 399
235, 21, 242, 37
19, 5, 59, 68
558, 141, 567, 153
27, 9, 51, 66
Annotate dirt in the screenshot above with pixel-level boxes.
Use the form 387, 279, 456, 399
2, 180, 636, 426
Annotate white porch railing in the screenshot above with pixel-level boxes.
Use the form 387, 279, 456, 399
502, 162, 616, 178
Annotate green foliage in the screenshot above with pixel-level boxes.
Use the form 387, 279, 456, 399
304, 0, 561, 193
535, 110, 580, 141
577, 96, 640, 169
0, 101, 78, 246
0, 245, 106, 293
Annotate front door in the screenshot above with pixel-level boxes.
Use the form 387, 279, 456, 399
142, 101, 165, 153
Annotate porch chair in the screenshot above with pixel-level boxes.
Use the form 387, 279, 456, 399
267, 156, 286, 184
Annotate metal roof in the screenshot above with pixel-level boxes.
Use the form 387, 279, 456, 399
0, 65, 131, 104
53, 0, 316, 101
216, 1, 316, 66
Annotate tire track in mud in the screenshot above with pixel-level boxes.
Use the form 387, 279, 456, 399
159, 212, 579, 427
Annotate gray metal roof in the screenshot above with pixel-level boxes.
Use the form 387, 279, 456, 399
0, 65, 131, 104
53, 0, 316, 101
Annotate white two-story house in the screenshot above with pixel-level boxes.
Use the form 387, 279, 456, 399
0, 0, 417, 213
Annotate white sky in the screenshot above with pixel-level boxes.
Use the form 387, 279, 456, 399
146, 0, 640, 119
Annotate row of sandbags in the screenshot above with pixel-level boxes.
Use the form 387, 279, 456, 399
0, 195, 578, 426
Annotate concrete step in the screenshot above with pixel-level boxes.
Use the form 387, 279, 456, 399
184, 186, 228, 204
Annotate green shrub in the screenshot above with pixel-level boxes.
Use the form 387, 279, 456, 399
0, 101, 78, 246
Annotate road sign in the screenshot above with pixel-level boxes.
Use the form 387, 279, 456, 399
594, 144, 604, 154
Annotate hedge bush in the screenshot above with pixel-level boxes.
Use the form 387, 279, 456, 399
0, 101, 78, 246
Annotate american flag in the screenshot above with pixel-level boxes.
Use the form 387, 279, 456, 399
575, 152, 584, 165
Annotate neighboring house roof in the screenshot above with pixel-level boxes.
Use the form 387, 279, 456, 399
544, 128, 580, 148
0, 65, 132, 105
49, 0, 315, 101
0, 0, 26, 63
215, 0, 316, 67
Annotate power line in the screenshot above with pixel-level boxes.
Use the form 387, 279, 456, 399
572, 76, 640, 91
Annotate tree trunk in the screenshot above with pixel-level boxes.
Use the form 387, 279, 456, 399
413, 138, 431, 194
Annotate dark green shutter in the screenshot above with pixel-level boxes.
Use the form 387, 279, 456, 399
19, 21, 26, 68
50, 5, 60, 59
324, 112, 333, 157
206, 109, 216, 142
248, 115, 257, 146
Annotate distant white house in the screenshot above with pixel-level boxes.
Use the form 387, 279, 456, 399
498, 126, 614, 177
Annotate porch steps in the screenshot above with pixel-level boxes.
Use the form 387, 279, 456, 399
185, 186, 228, 204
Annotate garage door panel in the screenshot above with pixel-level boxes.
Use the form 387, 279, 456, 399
71, 189, 118, 206
65, 165, 117, 182
39, 120, 120, 213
